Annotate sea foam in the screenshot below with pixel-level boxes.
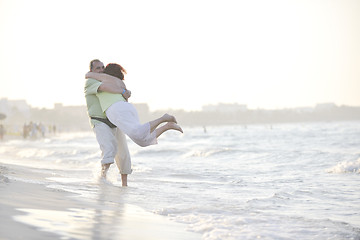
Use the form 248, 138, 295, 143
327, 158, 360, 174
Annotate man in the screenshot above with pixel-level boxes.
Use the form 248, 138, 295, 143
84, 59, 132, 186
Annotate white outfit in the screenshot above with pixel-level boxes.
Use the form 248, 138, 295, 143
93, 122, 132, 174
106, 101, 157, 147
114, 127, 132, 174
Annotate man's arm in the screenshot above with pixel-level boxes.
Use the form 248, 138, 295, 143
86, 72, 131, 100
85, 78, 131, 100
85, 72, 127, 89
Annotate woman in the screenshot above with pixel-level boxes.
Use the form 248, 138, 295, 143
86, 63, 183, 147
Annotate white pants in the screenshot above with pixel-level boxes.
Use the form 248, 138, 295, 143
93, 122, 132, 174
106, 101, 157, 147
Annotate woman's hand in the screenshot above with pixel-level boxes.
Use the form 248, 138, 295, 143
123, 89, 132, 101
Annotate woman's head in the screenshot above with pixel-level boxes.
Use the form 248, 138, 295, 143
104, 63, 127, 80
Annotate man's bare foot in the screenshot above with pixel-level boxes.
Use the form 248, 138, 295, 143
101, 163, 111, 178
166, 122, 183, 133
163, 113, 177, 123
121, 174, 128, 187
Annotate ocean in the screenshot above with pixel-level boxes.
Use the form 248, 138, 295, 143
1, 121, 359, 239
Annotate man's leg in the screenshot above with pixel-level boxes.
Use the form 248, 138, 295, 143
93, 122, 117, 178
121, 174, 128, 187
115, 128, 132, 186
101, 163, 111, 178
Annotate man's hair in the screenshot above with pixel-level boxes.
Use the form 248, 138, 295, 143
104, 63, 127, 80
89, 59, 101, 71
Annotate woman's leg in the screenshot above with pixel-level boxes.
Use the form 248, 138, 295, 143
149, 113, 177, 133
107, 102, 182, 147
155, 122, 183, 138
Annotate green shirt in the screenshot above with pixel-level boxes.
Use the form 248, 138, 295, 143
97, 88, 126, 112
84, 78, 106, 127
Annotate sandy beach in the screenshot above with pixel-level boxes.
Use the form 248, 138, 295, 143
0, 162, 201, 240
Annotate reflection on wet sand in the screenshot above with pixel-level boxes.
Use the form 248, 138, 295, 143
13, 182, 200, 240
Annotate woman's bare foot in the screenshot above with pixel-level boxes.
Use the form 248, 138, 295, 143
166, 122, 183, 133
155, 122, 183, 138
163, 113, 177, 123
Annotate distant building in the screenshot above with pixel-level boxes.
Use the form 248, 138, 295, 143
0, 98, 31, 120
54, 103, 64, 110
294, 106, 314, 113
202, 103, 248, 113
315, 103, 337, 111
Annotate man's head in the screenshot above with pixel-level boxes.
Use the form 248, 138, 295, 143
89, 59, 104, 73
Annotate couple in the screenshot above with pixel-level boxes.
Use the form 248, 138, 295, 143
84, 60, 183, 186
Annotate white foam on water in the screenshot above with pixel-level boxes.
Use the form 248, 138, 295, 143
1, 122, 360, 239
327, 158, 360, 174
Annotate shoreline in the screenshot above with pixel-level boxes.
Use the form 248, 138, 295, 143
0, 162, 201, 240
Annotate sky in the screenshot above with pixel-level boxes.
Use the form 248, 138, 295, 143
0, 0, 359, 111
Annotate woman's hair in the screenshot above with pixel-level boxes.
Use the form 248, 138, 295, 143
104, 63, 127, 80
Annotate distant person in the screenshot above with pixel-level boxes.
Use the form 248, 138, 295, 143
0, 124, 5, 140
85, 59, 132, 186
29, 121, 38, 139
23, 123, 29, 139
86, 63, 183, 147
38, 122, 46, 137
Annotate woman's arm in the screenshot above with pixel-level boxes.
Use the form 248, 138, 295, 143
98, 82, 124, 94
99, 83, 130, 101
85, 72, 127, 89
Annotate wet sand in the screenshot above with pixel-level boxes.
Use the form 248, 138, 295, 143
0, 163, 201, 240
